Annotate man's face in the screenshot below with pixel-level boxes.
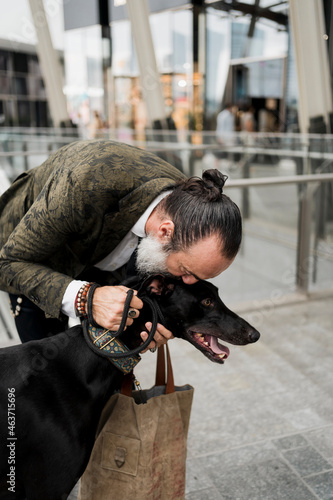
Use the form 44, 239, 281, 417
136, 234, 233, 284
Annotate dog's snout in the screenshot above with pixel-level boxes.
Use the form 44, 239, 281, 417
248, 330, 260, 343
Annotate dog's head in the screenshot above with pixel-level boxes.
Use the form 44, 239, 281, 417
135, 275, 260, 364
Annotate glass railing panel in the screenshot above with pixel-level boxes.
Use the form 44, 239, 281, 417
211, 183, 299, 306
308, 183, 333, 293
0, 130, 332, 308
0, 130, 78, 182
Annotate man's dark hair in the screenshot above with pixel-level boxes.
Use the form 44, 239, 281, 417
159, 169, 242, 260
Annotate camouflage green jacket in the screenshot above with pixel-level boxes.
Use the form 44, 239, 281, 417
0, 140, 184, 318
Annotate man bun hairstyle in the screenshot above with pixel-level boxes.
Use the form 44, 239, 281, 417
160, 169, 242, 260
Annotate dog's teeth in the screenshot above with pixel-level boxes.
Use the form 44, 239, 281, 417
218, 353, 225, 358
204, 341, 209, 346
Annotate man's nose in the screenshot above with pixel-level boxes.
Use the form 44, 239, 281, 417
181, 275, 199, 285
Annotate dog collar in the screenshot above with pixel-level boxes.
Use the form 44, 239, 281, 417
82, 286, 165, 371
87, 324, 141, 374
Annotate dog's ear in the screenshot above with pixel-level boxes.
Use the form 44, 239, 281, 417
144, 275, 175, 296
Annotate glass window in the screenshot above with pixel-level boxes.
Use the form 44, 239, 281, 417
112, 21, 134, 76
64, 25, 104, 119
150, 12, 173, 72
111, 8, 193, 132
114, 77, 133, 128
246, 59, 284, 98
149, 10, 192, 73
27, 76, 46, 98
0, 100, 4, 126
171, 10, 192, 73
13, 52, 28, 73
0, 50, 10, 71
28, 55, 42, 76
5, 100, 17, 126
14, 77, 28, 96
230, 17, 288, 59
206, 12, 231, 116
205, 6, 288, 123
35, 101, 48, 127
172, 73, 192, 130
111, 11, 192, 76
87, 57, 103, 88
17, 100, 31, 126
0, 75, 12, 95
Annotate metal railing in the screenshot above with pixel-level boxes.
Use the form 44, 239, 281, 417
226, 173, 333, 293
0, 130, 332, 341
1, 128, 333, 176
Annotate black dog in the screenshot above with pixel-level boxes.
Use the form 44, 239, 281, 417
0, 276, 259, 499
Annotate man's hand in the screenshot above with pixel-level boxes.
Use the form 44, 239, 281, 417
140, 322, 174, 353
90, 285, 143, 331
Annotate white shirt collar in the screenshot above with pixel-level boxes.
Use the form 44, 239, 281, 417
131, 190, 172, 238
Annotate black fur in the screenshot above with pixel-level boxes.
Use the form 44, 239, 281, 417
0, 276, 259, 499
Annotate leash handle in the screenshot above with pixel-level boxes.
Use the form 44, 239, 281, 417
87, 283, 101, 327
114, 289, 134, 338
87, 287, 135, 339
82, 293, 160, 359
107, 294, 159, 357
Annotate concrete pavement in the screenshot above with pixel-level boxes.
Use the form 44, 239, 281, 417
135, 293, 333, 499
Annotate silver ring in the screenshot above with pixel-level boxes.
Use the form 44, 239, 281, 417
128, 308, 136, 318
150, 345, 157, 353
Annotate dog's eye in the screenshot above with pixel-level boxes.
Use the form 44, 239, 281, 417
201, 298, 212, 307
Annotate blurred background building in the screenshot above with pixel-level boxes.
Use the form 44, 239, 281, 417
0, 0, 331, 134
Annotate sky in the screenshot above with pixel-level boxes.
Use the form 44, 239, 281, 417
0, 0, 64, 49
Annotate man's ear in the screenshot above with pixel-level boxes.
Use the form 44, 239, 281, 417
156, 220, 174, 243
144, 275, 175, 296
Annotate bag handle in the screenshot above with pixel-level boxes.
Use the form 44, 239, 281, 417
121, 372, 134, 397
155, 344, 175, 394
121, 344, 175, 396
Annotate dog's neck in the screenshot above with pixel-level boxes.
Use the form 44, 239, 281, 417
83, 286, 167, 373
86, 324, 141, 374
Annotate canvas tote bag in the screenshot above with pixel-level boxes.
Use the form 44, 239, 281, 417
78, 345, 194, 500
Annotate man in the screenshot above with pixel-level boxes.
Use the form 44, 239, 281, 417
216, 103, 235, 146
0, 140, 241, 350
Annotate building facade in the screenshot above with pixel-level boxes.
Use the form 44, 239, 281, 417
0, 39, 52, 127
1, 1, 332, 134
62, 0, 294, 134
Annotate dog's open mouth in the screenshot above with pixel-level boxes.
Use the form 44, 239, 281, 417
189, 332, 230, 363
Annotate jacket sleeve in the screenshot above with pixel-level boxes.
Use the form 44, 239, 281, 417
0, 166, 93, 319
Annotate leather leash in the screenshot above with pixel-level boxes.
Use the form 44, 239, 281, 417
82, 288, 165, 367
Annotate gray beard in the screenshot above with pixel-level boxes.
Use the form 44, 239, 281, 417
136, 234, 171, 276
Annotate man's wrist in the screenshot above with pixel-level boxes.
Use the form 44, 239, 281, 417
62, 280, 89, 318
75, 282, 93, 317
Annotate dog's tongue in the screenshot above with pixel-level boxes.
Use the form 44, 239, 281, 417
206, 335, 230, 356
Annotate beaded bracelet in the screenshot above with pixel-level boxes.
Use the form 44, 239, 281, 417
75, 283, 93, 317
